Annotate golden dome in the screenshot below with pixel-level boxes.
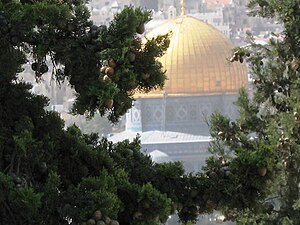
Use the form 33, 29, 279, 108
136, 16, 247, 97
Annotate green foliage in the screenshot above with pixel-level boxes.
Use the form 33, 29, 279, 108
65, 173, 122, 222
152, 161, 185, 201
0, 0, 170, 123
201, 0, 300, 223
108, 138, 155, 185
3, 0, 300, 224
133, 183, 172, 225
8, 184, 42, 222
63, 6, 170, 122
0, 1, 179, 225
0, 172, 14, 203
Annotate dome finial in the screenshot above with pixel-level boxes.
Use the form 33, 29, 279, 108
180, 0, 186, 16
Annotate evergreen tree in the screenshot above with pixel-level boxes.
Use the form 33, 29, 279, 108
0, 1, 185, 225
199, 0, 300, 224
3, 0, 300, 224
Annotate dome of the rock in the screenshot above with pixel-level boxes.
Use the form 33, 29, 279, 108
111, 14, 249, 175
136, 16, 247, 97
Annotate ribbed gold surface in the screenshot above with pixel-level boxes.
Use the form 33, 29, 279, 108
136, 16, 247, 97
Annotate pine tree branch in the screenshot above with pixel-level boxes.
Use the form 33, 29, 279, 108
3, 201, 16, 225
